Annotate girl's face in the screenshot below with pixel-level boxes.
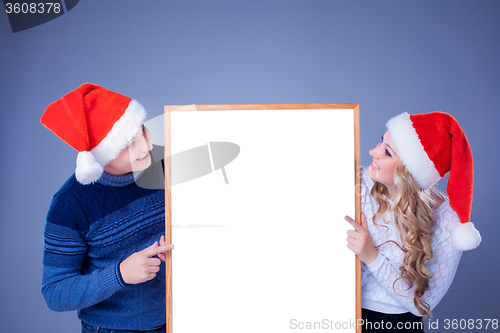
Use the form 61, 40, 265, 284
103, 125, 153, 176
367, 131, 401, 196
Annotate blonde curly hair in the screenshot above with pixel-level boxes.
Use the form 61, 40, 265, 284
371, 163, 445, 316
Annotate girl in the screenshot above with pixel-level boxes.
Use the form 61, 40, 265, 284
345, 112, 481, 333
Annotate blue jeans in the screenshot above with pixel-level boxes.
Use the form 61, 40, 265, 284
81, 321, 166, 333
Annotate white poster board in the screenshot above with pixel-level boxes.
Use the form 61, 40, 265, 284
164, 104, 360, 333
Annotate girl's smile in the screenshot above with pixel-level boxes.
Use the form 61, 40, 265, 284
366, 131, 401, 198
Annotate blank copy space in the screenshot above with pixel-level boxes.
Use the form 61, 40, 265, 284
171, 109, 356, 332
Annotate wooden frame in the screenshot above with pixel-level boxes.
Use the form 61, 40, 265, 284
164, 104, 361, 333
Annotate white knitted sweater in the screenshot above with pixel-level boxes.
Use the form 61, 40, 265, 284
361, 168, 462, 316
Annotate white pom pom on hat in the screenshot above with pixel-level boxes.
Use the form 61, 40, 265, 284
75, 151, 103, 185
41, 83, 146, 184
386, 112, 480, 251
452, 222, 481, 251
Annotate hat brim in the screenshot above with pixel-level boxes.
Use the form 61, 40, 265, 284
386, 112, 440, 190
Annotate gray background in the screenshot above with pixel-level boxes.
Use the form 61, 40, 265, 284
0, 0, 498, 332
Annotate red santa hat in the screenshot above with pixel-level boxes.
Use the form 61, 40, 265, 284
386, 112, 481, 251
40, 83, 146, 185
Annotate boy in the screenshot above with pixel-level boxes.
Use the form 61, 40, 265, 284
40, 83, 173, 333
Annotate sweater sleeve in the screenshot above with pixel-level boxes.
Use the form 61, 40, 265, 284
365, 205, 462, 316
41, 190, 126, 312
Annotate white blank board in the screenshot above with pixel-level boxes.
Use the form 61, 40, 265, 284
168, 106, 358, 333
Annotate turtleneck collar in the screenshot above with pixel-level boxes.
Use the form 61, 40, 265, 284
96, 170, 145, 187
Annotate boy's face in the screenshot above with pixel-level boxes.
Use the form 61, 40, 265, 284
103, 125, 153, 176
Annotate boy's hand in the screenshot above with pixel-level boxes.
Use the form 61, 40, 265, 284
157, 235, 172, 262
119, 240, 174, 284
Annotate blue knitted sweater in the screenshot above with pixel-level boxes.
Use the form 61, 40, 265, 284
41, 159, 165, 330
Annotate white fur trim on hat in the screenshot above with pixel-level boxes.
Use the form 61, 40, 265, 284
73, 99, 146, 184
75, 151, 104, 185
91, 99, 147, 167
452, 222, 481, 251
386, 112, 441, 190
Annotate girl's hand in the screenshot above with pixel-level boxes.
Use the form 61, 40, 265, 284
345, 213, 378, 265
119, 240, 174, 284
